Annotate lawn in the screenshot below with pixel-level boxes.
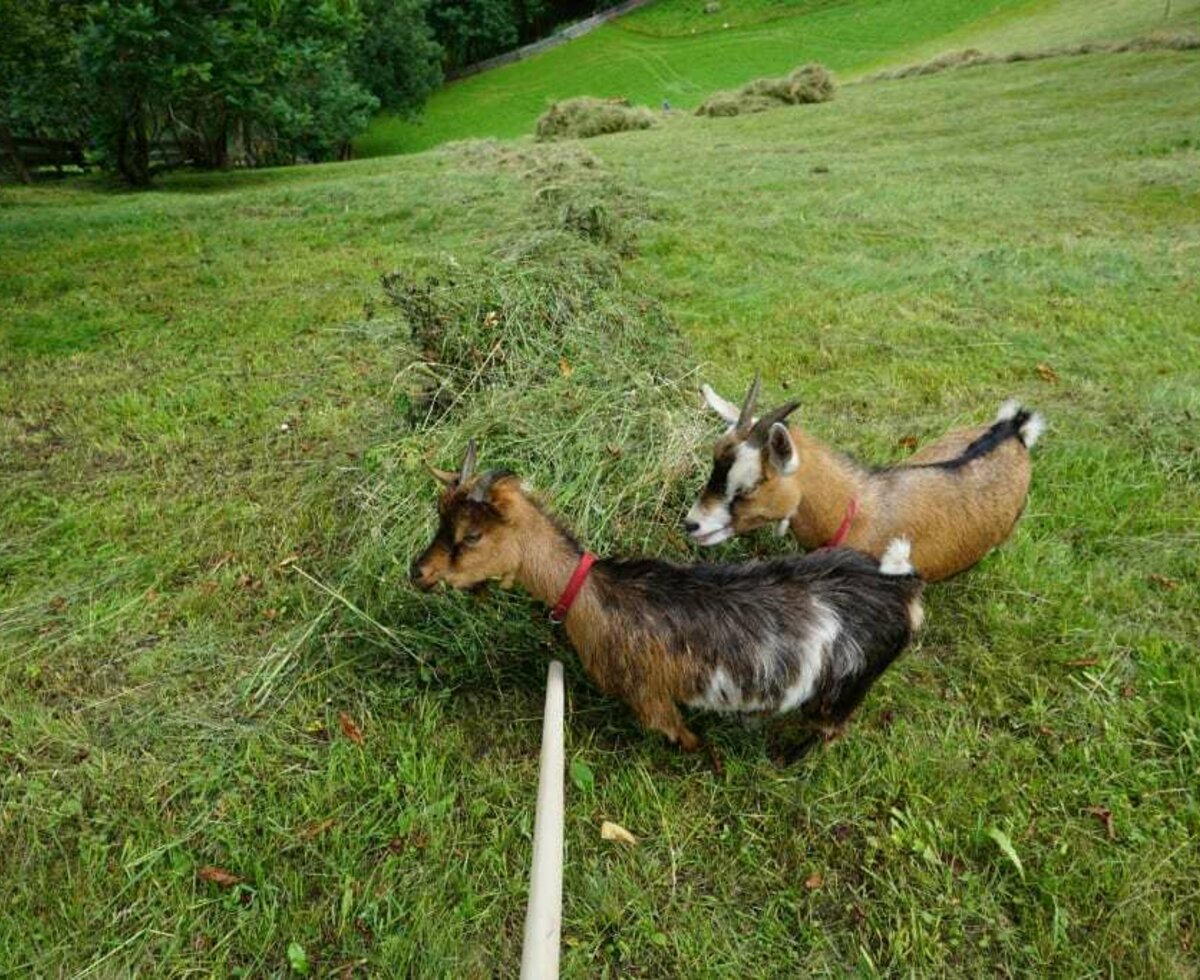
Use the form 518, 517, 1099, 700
3, 17, 1200, 980
356, 0, 1200, 156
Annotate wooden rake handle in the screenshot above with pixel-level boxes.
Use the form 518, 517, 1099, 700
520, 660, 565, 979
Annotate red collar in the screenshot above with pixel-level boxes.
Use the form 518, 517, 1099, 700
822, 498, 858, 548
549, 552, 597, 623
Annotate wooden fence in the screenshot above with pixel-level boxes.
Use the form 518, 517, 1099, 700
1, 131, 88, 183
446, 0, 656, 81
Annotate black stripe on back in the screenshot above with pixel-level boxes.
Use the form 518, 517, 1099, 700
912, 410, 1030, 471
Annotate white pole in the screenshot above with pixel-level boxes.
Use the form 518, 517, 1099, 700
520, 660, 565, 980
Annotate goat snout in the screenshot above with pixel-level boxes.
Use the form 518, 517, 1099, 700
410, 561, 436, 591
683, 518, 700, 535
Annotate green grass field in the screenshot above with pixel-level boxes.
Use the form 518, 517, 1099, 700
3, 1, 1200, 975
357, 0, 1200, 156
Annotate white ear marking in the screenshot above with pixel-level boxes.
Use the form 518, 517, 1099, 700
702, 384, 742, 426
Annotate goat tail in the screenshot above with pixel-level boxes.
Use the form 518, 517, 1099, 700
883, 539, 926, 628
879, 537, 914, 576
995, 399, 1046, 449
879, 537, 924, 630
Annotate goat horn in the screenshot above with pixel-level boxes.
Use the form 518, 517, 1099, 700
751, 400, 801, 443
426, 462, 459, 486
459, 439, 478, 484
736, 371, 762, 431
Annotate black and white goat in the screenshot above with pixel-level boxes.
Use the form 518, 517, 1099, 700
412, 442, 925, 759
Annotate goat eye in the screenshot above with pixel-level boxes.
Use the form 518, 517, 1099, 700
462, 530, 482, 546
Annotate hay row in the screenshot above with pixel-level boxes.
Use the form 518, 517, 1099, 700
865, 31, 1200, 83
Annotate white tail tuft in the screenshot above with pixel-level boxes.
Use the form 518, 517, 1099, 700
907, 596, 925, 632
995, 398, 1022, 423
995, 399, 1046, 449
879, 537, 913, 576
1019, 411, 1046, 449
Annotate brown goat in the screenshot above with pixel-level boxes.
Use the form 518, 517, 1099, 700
685, 376, 1044, 581
413, 442, 924, 760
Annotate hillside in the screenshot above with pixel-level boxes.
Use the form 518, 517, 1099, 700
357, 0, 1200, 155
3, 16, 1200, 979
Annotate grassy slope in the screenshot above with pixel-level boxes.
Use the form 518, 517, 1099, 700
905, 0, 1200, 56
3, 28, 1200, 980
357, 0, 1040, 157
358, 0, 1200, 157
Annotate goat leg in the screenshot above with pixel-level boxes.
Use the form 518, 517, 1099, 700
630, 696, 701, 754
767, 715, 821, 767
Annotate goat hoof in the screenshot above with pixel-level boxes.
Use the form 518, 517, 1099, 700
768, 733, 819, 767
705, 743, 724, 776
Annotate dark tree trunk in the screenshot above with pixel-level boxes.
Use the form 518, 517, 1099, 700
211, 109, 229, 168
120, 100, 152, 186
1, 124, 33, 184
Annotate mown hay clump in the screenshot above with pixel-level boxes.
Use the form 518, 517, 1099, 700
694, 92, 779, 118
345, 156, 703, 677
696, 63, 834, 118
535, 97, 656, 142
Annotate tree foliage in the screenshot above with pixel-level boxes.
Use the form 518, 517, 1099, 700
0, 0, 89, 142
353, 0, 443, 113
428, 0, 520, 69
429, 0, 619, 71
1, 0, 619, 184
77, 0, 392, 184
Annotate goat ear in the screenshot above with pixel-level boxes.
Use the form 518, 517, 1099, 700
767, 422, 798, 475
467, 469, 503, 503
427, 463, 459, 487
701, 384, 741, 426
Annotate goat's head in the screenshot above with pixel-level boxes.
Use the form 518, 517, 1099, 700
684, 373, 801, 546
411, 441, 527, 591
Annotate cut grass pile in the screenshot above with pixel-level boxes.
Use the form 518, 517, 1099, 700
867, 29, 1200, 81
695, 62, 833, 117
3, 33, 1200, 980
534, 97, 657, 141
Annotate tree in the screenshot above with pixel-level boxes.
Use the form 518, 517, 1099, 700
80, 1, 183, 185
352, 0, 442, 113
0, 0, 89, 181
427, 0, 518, 70
252, 0, 381, 164
78, 0, 384, 184
5, 0, 619, 185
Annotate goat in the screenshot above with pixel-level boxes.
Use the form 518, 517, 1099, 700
411, 442, 924, 760
684, 375, 1044, 581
